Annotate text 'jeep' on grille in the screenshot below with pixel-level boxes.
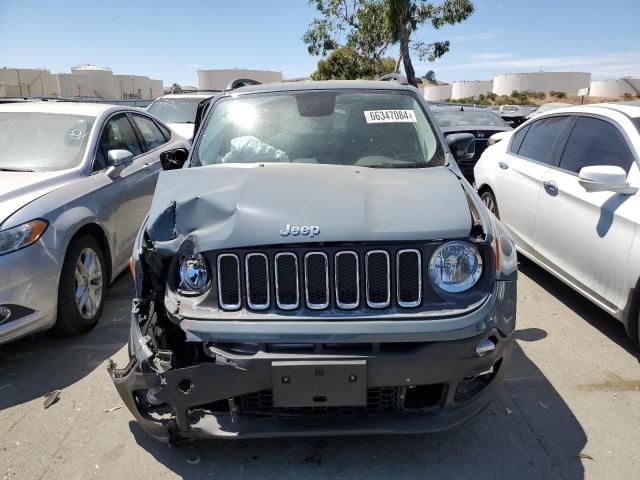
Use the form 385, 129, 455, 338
109, 79, 518, 443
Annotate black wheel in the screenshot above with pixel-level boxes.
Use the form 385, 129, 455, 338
481, 190, 500, 219
55, 235, 107, 336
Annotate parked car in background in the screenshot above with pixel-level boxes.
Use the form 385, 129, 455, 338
496, 105, 535, 127
0, 101, 188, 344
475, 103, 640, 341
110, 78, 518, 443
525, 102, 572, 120
146, 92, 217, 139
432, 106, 512, 182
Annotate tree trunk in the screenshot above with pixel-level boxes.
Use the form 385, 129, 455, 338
398, 20, 416, 86
395, 54, 402, 73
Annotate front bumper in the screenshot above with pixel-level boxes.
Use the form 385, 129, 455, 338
0, 241, 61, 345
109, 281, 516, 443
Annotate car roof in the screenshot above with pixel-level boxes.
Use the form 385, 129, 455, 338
430, 106, 491, 112
536, 103, 640, 119
229, 80, 418, 96
157, 93, 215, 100
0, 101, 130, 117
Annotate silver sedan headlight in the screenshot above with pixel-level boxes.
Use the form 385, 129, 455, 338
429, 241, 483, 293
0, 219, 48, 256
178, 254, 211, 294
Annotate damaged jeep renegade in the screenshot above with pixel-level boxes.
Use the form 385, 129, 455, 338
109, 79, 518, 443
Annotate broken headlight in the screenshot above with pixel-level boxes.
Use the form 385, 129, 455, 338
178, 254, 211, 294
429, 241, 483, 293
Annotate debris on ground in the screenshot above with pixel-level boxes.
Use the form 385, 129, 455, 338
43, 390, 61, 409
186, 454, 201, 465
103, 406, 123, 413
579, 452, 595, 461
539, 401, 550, 410
505, 407, 513, 415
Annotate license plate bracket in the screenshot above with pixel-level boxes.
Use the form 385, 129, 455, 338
271, 360, 366, 408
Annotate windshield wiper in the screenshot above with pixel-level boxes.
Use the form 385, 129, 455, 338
0, 167, 35, 172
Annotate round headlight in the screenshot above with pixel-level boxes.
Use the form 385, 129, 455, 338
429, 241, 483, 293
178, 254, 210, 294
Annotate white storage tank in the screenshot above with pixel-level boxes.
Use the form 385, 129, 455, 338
0, 68, 55, 97
72, 65, 116, 99
422, 84, 452, 101
492, 72, 590, 96
451, 80, 493, 99
131, 75, 152, 99
150, 79, 164, 99
198, 69, 283, 91
589, 78, 640, 97
53, 73, 79, 97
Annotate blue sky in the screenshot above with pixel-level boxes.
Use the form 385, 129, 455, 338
0, 0, 638, 86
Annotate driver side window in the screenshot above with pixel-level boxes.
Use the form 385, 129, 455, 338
94, 114, 143, 171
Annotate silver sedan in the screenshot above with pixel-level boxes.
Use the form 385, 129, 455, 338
0, 101, 187, 344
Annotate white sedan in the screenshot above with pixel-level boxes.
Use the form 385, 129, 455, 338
474, 103, 640, 341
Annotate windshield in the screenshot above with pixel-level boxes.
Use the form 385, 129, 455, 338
193, 91, 444, 169
0, 112, 94, 171
433, 109, 508, 128
147, 97, 203, 124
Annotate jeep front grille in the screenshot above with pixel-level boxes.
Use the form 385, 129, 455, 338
214, 247, 424, 312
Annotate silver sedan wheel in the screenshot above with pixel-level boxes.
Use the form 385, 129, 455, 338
74, 247, 103, 319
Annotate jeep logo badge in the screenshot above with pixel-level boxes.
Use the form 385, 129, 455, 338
280, 224, 320, 238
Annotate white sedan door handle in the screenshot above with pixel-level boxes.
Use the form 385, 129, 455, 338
499, 161, 509, 170
543, 180, 558, 195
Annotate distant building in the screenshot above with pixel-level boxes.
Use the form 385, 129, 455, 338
0, 64, 164, 100
492, 72, 591, 96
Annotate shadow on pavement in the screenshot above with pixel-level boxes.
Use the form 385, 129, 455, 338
518, 257, 640, 360
129, 340, 587, 480
0, 273, 132, 411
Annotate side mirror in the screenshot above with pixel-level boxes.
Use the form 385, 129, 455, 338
578, 165, 637, 194
106, 149, 134, 178
160, 147, 189, 170
446, 133, 475, 161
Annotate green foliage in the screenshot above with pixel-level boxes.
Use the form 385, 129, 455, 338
304, 0, 475, 87
550, 91, 567, 99
486, 92, 497, 101
311, 46, 396, 80
622, 92, 634, 100
423, 69, 437, 83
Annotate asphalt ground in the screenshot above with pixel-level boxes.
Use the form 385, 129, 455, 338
1, 257, 639, 480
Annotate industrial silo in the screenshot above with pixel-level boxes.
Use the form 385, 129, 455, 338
451, 80, 493, 99
492, 72, 591, 96
422, 84, 452, 101
588, 78, 640, 97
71, 65, 116, 99
197, 69, 283, 91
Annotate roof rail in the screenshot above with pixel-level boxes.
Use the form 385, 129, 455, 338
377, 73, 409, 85
225, 78, 262, 91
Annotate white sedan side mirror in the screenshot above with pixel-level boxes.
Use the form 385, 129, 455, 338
106, 149, 134, 179
578, 165, 637, 194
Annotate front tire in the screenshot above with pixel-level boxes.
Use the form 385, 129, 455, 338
55, 235, 107, 336
481, 190, 500, 219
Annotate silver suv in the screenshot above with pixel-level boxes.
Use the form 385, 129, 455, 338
109, 79, 518, 443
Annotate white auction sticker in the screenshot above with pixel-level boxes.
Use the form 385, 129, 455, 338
364, 109, 417, 123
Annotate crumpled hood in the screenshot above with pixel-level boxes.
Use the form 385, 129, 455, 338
146, 163, 472, 254
0, 171, 76, 227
